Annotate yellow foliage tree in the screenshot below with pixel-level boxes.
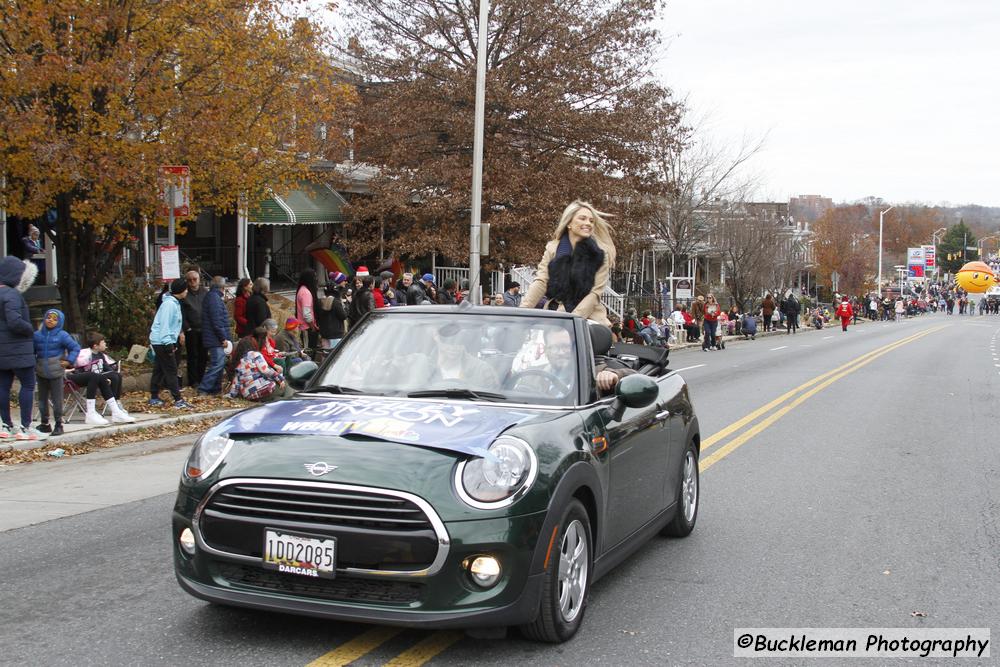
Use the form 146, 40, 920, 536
0, 0, 354, 330
813, 205, 877, 296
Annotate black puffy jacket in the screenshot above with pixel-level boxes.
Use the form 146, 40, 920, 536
0, 257, 38, 369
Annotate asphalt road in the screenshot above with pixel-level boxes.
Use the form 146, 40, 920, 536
2, 313, 998, 666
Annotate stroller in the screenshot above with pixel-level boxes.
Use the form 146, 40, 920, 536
741, 314, 757, 340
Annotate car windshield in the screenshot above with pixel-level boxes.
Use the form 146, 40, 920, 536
311, 312, 581, 406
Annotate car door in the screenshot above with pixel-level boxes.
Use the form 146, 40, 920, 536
657, 373, 691, 508
599, 393, 670, 548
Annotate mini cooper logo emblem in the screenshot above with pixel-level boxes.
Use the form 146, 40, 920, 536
304, 462, 338, 476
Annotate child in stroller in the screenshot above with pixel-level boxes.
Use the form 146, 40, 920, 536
714, 311, 728, 350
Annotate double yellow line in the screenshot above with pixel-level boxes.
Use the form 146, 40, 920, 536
699, 324, 948, 472
307, 627, 463, 667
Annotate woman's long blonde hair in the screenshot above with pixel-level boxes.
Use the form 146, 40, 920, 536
551, 200, 617, 267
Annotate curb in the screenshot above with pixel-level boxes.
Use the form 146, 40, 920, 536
668, 323, 822, 351
1, 407, 246, 453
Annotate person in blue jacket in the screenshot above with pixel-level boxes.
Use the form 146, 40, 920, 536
198, 276, 233, 396
149, 278, 191, 409
0, 256, 40, 440
33, 308, 80, 435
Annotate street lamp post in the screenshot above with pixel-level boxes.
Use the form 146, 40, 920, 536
877, 206, 894, 296
977, 234, 999, 259
931, 226, 946, 285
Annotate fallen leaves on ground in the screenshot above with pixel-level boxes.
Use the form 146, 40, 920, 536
121, 387, 253, 414
0, 416, 223, 467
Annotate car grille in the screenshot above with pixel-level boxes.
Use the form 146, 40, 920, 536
199, 482, 440, 570
215, 562, 423, 604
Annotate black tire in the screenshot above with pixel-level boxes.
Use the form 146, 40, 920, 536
662, 441, 699, 537
519, 499, 593, 643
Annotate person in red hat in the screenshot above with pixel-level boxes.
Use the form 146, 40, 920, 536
836, 295, 853, 332
275, 317, 308, 364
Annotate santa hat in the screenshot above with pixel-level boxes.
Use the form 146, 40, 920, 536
355, 266, 370, 278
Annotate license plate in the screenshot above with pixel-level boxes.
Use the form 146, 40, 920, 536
262, 529, 337, 579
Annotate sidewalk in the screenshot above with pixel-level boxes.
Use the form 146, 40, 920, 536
0, 407, 245, 453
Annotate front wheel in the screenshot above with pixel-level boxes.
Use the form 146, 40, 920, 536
662, 442, 699, 537
520, 499, 592, 643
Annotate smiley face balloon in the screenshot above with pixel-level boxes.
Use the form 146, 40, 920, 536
955, 261, 996, 293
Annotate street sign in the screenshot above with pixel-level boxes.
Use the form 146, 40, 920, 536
158, 165, 190, 217
830, 271, 840, 292
160, 245, 181, 280
923, 245, 935, 268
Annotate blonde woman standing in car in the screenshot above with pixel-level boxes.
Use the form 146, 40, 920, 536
520, 201, 616, 326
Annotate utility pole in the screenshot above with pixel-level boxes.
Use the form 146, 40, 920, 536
468, 0, 489, 305
877, 206, 894, 296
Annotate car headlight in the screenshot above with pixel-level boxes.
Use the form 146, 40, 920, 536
456, 436, 537, 509
184, 428, 234, 480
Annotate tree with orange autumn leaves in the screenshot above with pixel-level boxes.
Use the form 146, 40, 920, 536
812, 205, 876, 297
813, 203, 947, 295
340, 0, 682, 267
1, 0, 354, 331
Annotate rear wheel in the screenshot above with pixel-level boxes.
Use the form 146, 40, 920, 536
662, 442, 699, 537
520, 499, 592, 643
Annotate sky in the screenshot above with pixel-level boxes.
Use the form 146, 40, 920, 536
656, 1, 1000, 207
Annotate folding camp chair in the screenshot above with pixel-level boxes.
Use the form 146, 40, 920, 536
33, 374, 87, 423
61, 376, 89, 422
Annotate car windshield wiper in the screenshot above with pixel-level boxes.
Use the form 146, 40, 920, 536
305, 384, 367, 395
407, 388, 508, 402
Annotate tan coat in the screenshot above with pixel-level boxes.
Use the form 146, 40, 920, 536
520, 239, 612, 326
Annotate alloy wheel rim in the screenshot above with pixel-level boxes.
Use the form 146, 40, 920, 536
682, 451, 698, 522
557, 519, 588, 622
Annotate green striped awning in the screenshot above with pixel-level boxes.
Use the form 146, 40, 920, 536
249, 181, 348, 225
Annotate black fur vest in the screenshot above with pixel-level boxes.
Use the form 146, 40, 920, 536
545, 235, 605, 312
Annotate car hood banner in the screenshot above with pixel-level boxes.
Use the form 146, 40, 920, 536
217, 398, 543, 456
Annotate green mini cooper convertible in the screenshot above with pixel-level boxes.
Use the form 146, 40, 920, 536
173, 306, 700, 643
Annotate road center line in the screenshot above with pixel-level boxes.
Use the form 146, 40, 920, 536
769, 345, 787, 351
306, 626, 403, 667
700, 325, 946, 471
383, 631, 464, 667
700, 327, 942, 452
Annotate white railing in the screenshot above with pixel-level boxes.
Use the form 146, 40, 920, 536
509, 264, 624, 320
510, 265, 536, 289
435, 266, 505, 297
601, 285, 625, 321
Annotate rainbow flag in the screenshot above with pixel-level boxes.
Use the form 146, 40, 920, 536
310, 246, 353, 276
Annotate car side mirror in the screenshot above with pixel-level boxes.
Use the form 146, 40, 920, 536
604, 374, 659, 422
287, 361, 318, 389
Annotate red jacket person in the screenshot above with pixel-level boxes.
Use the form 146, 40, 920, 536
836, 297, 853, 332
